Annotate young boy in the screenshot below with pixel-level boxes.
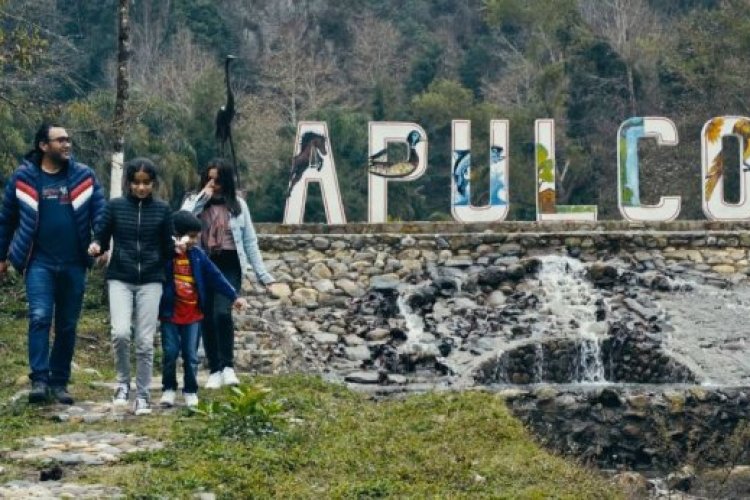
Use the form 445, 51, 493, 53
158, 210, 247, 408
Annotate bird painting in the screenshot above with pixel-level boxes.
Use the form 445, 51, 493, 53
215, 54, 238, 184
452, 149, 471, 203
286, 131, 327, 197
368, 130, 422, 178
705, 118, 750, 201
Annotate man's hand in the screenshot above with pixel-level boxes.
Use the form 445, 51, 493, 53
232, 297, 248, 310
88, 242, 101, 257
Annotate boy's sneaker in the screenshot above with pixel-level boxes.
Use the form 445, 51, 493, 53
112, 384, 129, 406
205, 371, 223, 389
159, 390, 176, 408
184, 393, 199, 408
222, 367, 240, 386
49, 386, 74, 405
28, 381, 48, 404
133, 397, 152, 416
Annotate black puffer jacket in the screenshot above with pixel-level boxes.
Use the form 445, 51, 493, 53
94, 194, 174, 284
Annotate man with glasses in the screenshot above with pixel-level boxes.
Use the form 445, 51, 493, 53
0, 123, 106, 404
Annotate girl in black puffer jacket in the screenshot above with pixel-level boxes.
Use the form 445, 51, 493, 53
89, 158, 173, 415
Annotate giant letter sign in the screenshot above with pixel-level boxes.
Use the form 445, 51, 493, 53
617, 117, 681, 222
450, 120, 510, 223
702, 116, 750, 221
283, 121, 347, 224
368, 122, 428, 223
535, 119, 597, 221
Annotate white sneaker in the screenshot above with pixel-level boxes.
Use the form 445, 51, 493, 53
222, 367, 240, 386
205, 371, 223, 389
184, 393, 199, 408
133, 397, 152, 416
112, 384, 129, 407
159, 390, 176, 408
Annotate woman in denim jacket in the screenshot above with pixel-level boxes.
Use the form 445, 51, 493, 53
181, 158, 274, 389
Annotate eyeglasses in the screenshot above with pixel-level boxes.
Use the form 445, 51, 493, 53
48, 137, 72, 145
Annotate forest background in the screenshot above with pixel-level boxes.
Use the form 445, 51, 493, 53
0, 0, 745, 222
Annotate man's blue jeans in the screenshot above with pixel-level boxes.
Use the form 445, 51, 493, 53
25, 260, 86, 387
161, 321, 201, 394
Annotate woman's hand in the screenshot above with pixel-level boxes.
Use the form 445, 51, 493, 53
200, 178, 216, 199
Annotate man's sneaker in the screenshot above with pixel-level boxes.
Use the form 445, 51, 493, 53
222, 367, 240, 386
133, 397, 152, 416
184, 393, 199, 408
159, 390, 176, 408
49, 386, 74, 405
205, 371, 223, 389
112, 384, 129, 406
28, 381, 48, 404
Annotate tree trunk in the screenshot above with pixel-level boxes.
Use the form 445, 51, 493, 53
626, 64, 637, 117
111, 0, 130, 199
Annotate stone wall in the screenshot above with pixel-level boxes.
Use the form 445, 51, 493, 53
503, 385, 750, 470
234, 221, 750, 377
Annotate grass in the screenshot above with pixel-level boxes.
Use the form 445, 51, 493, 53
0, 270, 621, 498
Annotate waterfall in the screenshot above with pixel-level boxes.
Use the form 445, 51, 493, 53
536, 255, 606, 383
396, 293, 439, 359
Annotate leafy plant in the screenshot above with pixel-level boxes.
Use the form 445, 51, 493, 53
192, 383, 285, 440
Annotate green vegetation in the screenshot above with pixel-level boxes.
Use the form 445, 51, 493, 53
0, 1, 747, 222
0, 275, 621, 497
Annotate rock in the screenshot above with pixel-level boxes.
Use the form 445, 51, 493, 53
369, 274, 400, 291
612, 472, 649, 496
487, 291, 506, 306
337, 279, 365, 297
313, 333, 338, 344
366, 329, 390, 341
345, 371, 382, 384
291, 288, 318, 307
270, 282, 292, 299
343, 334, 364, 346
312, 237, 330, 251
667, 465, 695, 492
477, 267, 507, 287
310, 262, 333, 279
345, 345, 371, 361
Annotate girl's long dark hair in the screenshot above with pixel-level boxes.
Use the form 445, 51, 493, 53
200, 158, 240, 216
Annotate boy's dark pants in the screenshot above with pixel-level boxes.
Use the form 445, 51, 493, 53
161, 321, 201, 393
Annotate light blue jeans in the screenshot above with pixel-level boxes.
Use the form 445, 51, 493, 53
108, 280, 162, 400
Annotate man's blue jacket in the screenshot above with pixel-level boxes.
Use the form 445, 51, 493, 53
0, 157, 106, 272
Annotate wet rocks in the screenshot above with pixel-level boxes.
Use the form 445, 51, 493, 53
505, 386, 750, 471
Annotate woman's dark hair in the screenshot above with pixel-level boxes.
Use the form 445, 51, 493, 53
125, 157, 158, 184
200, 158, 240, 216
172, 210, 202, 236
24, 123, 63, 164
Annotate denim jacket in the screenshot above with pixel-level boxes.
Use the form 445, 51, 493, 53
181, 192, 274, 285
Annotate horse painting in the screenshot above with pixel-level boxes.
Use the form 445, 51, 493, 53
286, 131, 327, 197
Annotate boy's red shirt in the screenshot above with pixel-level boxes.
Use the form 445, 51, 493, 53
170, 250, 203, 324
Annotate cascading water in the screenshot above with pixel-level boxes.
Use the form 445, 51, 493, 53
396, 293, 440, 362
535, 255, 606, 383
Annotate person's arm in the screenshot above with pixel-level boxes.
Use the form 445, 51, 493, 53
0, 172, 20, 272
88, 169, 107, 235
198, 248, 238, 301
238, 198, 274, 285
181, 181, 215, 215
160, 205, 175, 259
89, 200, 114, 255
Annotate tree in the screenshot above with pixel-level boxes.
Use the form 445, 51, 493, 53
110, 0, 130, 198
